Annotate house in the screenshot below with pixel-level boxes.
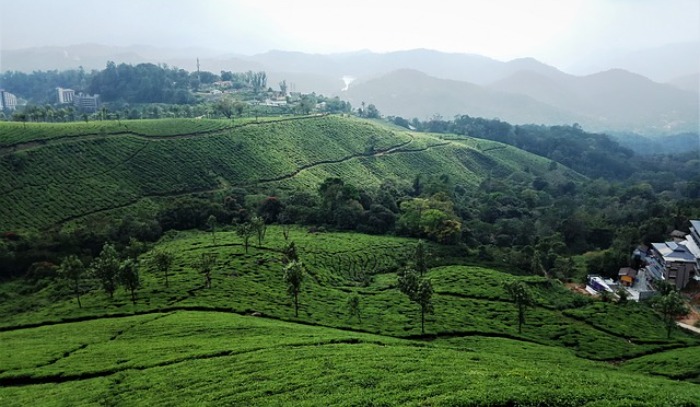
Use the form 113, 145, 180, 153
618, 267, 637, 286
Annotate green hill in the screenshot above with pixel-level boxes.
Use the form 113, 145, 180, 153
1, 227, 699, 405
0, 115, 582, 231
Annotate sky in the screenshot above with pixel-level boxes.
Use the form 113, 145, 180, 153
1, 0, 698, 69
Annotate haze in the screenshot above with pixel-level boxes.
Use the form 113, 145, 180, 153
1, 0, 699, 74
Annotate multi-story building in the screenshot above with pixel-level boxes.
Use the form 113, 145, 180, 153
73, 93, 100, 112
641, 219, 700, 290
57, 87, 75, 104
0, 90, 18, 110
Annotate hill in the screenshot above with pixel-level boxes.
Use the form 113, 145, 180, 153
1, 227, 699, 405
0, 115, 582, 232
345, 69, 699, 134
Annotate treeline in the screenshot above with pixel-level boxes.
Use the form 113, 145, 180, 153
0, 63, 272, 105
391, 115, 699, 183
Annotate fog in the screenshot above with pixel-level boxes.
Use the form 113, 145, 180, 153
1, 0, 698, 74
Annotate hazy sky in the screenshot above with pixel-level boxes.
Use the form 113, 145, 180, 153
1, 0, 698, 68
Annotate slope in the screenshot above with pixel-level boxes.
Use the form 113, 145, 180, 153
0, 115, 583, 231
1, 311, 699, 406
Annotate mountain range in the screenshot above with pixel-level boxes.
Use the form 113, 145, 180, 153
1, 43, 698, 135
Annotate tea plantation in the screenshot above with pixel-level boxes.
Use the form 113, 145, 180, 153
1, 227, 699, 406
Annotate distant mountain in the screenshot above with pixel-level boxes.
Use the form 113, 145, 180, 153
342, 69, 581, 125
2, 44, 697, 134
570, 41, 700, 83
488, 68, 699, 134
346, 68, 698, 134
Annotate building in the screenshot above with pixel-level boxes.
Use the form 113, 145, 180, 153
648, 242, 695, 289
633, 220, 700, 291
618, 267, 637, 286
73, 93, 100, 112
0, 90, 18, 110
57, 87, 75, 104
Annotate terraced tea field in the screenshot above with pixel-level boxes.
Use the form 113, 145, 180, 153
0, 115, 581, 230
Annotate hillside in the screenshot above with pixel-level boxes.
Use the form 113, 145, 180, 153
1, 227, 699, 405
0, 115, 582, 231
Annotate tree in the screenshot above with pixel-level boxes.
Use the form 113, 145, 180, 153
653, 290, 689, 338
92, 243, 120, 299
283, 260, 304, 317
415, 240, 428, 276
152, 250, 174, 288
416, 279, 434, 335
251, 216, 266, 246
58, 255, 86, 308
397, 268, 434, 334
282, 241, 299, 265
365, 103, 380, 119
504, 281, 533, 334
118, 258, 141, 305
347, 294, 362, 323
236, 222, 254, 254
207, 214, 218, 244
279, 80, 288, 95
198, 253, 217, 289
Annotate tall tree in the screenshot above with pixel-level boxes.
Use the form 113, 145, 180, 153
398, 268, 434, 334
198, 253, 217, 289
416, 279, 434, 335
504, 281, 533, 334
251, 216, 267, 246
283, 260, 304, 317
415, 240, 428, 276
58, 255, 86, 308
118, 258, 141, 305
152, 250, 174, 288
207, 214, 218, 244
92, 243, 120, 299
653, 290, 689, 338
236, 222, 254, 254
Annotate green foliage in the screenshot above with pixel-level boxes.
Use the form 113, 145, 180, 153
151, 249, 174, 288
397, 268, 434, 334
117, 258, 140, 305
415, 240, 427, 276
504, 280, 533, 334
57, 255, 86, 308
283, 260, 304, 317
652, 291, 690, 338
197, 253, 217, 289
91, 243, 119, 299
236, 222, 254, 254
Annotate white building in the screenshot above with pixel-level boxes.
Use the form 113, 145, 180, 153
73, 93, 100, 112
641, 219, 700, 290
57, 87, 75, 104
0, 90, 18, 110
